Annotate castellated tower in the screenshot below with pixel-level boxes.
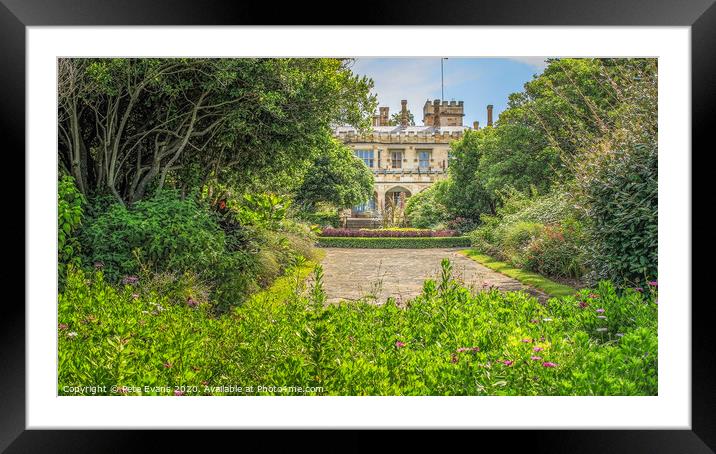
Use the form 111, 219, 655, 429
422, 99, 465, 127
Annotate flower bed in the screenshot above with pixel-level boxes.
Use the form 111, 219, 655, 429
317, 236, 470, 248
321, 227, 457, 238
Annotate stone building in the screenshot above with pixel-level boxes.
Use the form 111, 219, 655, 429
334, 99, 492, 227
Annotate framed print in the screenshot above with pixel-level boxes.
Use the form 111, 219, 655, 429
4, 0, 713, 451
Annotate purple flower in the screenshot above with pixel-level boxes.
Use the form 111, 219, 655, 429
531, 356, 542, 361
395, 341, 406, 348
634, 287, 643, 292
122, 275, 139, 285
648, 281, 658, 287
174, 389, 185, 396
186, 297, 199, 308
595, 308, 605, 313
533, 346, 543, 352
542, 362, 557, 368
163, 361, 172, 369
58, 323, 68, 331
457, 346, 480, 353
502, 360, 513, 366
521, 338, 531, 343
578, 301, 589, 309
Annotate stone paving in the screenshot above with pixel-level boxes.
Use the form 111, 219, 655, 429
320, 248, 547, 305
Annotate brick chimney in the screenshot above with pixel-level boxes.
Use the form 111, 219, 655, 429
379, 106, 389, 126
487, 105, 493, 127
473, 121, 479, 130
400, 100, 408, 128
433, 99, 441, 128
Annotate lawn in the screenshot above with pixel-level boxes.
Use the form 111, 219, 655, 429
460, 249, 577, 298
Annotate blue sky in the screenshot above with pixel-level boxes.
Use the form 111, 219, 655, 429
349, 58, 549, 128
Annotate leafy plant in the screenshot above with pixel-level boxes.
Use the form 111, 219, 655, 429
58, 175, 85, 285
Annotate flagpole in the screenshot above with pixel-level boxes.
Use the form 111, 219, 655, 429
441, 58, 444, 102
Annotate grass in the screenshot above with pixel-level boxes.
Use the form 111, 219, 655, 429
247, 250, 325, 307
460, 249, 576, 298
317, 236, 470, 248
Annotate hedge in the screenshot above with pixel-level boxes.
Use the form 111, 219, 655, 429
317, 236, 471, 248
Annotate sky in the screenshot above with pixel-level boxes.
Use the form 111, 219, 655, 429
349, 57, 549, 128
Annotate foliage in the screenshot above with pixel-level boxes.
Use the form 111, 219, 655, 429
58, 175, 85, 284
235, 193, 290, 229
404, 181, 449, 229
82, 191, 226, 282
387, 110, 416, 126
320, 228, 457, 238
575, 143, 657, 285
460, 250, 576, 297
317, 236, 470, 248
58, 58, 377, 203
295, 138, 374, 209
525, 220, 587, 279
469, 188, 588, 280
59, 261, 657, 396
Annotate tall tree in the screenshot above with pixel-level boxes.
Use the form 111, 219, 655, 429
58, 58, 377, 204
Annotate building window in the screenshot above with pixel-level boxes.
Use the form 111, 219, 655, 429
353, 197, 376, 214
355, 150, 374, 167
418, 150, 431, 169
390, 150, 403, 169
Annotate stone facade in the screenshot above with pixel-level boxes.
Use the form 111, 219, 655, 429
335, 99, 476, 222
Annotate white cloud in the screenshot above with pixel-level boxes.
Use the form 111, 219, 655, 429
350, 58, 477, 121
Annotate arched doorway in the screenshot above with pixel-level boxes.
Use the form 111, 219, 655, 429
384, 186, 412, 209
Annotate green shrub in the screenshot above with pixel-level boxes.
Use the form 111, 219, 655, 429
501, 221, 544, 266
59, 260, 657, 396
525, 220, 587, 279
58, 176, 85, 284
404, 181, 449, 229
576, 143, 657, 285
83, 191, 225, 282
317, 236, 471, 248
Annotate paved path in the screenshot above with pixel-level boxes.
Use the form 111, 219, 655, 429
320, 248, 546, 305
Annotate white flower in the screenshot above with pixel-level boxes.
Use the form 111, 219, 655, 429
596, 328, 608, 332
67, 331, 78, 338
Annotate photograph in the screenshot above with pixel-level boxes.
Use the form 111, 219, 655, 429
56, 56, 658, 397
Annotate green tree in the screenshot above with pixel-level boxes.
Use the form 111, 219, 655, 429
387, 110, 416, 126
58, 58, 377, 204
295, 139, 374, 210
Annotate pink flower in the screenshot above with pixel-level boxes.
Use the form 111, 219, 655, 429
163, 362, 172, 368
533, 347, 543, 352
531, 356, 542, 361
502, 360, 513, 366
456, 346, 480, 353
595, 308, 605, 313
648, 281, 658, 287
634, 287, 643, 292
578, 301, 589, 309
521, 338, 531, 343
186, 297, 199, 308
395, 341, 406, 348
542, 362, 557, 368
58, 323, 68, 330
530, 319, 539, 324
131, 293, 139, 299
174, 389, 185, 396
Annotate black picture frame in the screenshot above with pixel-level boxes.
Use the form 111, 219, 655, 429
3, 0, 710, 451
